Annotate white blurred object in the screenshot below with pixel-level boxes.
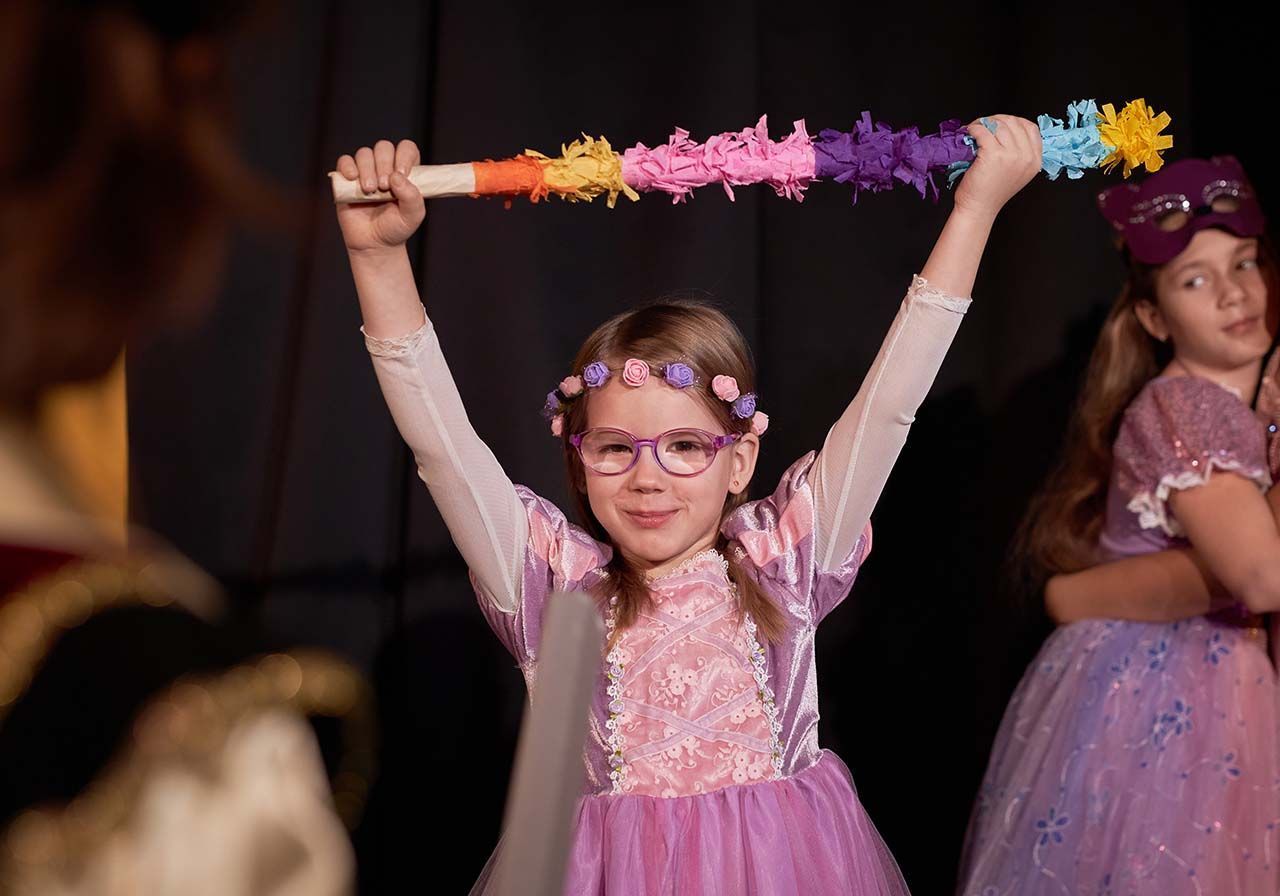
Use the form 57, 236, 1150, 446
7, 710, 354, 896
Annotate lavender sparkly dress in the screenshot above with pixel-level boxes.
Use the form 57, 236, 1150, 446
959, 376, 1280, 895
469, 453, 910, 896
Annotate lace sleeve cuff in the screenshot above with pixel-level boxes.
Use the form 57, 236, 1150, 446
907, 274, 972, 314
361, 305, 431, 358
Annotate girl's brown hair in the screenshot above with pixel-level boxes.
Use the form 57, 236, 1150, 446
557, 298, 786, 642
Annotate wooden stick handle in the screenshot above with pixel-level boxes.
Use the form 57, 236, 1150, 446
327, 162, 476, 204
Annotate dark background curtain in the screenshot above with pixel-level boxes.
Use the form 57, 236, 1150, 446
128, 3, 1271, 890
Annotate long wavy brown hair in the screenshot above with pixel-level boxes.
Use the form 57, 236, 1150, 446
557, 299, 786, 643
1013, 233, 1280, 592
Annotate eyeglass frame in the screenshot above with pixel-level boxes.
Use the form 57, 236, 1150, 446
568, 427, 741, 477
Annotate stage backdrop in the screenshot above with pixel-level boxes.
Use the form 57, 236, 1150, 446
128, 2, 1271, 891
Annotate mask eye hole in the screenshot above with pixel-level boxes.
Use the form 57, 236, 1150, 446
1154, 208, 1189, 232
1208, 194, 1241, 214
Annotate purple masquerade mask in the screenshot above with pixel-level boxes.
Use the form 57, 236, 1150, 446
1096, 156, 1266, 265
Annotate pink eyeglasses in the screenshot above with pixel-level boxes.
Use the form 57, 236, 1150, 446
569, 428, 739, 476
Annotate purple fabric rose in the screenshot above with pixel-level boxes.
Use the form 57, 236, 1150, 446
732, 393, 757, 419
583, 361, 611, 388
542, 390, 562, 420
664, 363, 695, 389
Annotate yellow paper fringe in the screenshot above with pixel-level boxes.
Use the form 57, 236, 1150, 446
1098, 99, 1174, 178
525, 135, 639, 208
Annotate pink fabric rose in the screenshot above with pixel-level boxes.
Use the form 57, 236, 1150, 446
712, 375, 739, 401
550, 415, 564, 437
559, 375, 584, 397
750, 411, 769, 436
622, 358, 650, 387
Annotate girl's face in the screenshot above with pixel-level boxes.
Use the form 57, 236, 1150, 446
1140, 229, 1271, 372
581, 378, 758, 576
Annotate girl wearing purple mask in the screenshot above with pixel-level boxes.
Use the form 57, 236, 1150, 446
959, 157, 1280, 895
334, 117, 1041, 896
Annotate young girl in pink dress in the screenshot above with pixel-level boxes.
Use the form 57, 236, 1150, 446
960, 156, 1280, 895
333, 117, 1042, 894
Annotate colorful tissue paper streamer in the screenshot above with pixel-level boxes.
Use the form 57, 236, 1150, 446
460, 98, 1170, 207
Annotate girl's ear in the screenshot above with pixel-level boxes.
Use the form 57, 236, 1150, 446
1134, 299, 1170, 343
727, 433, 760, 495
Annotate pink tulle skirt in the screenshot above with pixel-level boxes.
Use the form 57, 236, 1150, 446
472, 749, 909, 895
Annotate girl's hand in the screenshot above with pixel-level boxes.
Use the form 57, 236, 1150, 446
333, 139, 425, 254
953, 115, 1043, 220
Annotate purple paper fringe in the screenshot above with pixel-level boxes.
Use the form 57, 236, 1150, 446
813, 111, 975, 203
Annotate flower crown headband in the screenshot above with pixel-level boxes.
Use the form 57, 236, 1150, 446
542, 358, 769, 438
